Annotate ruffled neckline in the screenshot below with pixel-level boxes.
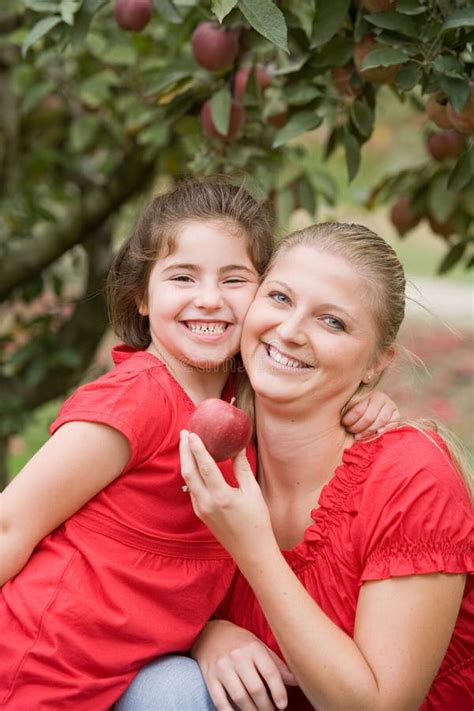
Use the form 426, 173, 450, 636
282, 435, 384, 566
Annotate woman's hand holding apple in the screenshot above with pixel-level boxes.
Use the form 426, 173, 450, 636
179, 431, 275, 567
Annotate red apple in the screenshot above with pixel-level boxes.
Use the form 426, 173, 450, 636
330, 65, 363, 98
425, 92, 452, 129
191, 22, 239, 72
427, 214, 455, 238
188, 399, 252, 462
426, 130, 464, 161
114, 0, 152, 31
200, 98, 246, 140
266, 108, 289, 129
354, 33, 400, 85
233, 65, 271, 99
390, 196, 420, 235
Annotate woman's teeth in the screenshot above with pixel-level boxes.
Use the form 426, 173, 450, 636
186, 322, 227, 335
267, 344, 309, 369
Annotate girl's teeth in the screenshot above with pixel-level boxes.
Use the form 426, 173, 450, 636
268, 345, 307, 369
187, 322, 227, 335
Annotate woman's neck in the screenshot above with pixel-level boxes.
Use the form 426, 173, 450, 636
255, 397, 351, 497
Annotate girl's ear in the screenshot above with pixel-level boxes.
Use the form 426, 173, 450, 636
363, 345, 395, 384
136, 293, 148, 316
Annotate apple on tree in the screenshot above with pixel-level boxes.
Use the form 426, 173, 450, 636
188, 399, 252, 462
114, 0, 152, 31
200, 98, 246, 140
233, 65, 271, 99
426, 130, 464, 161
191, 22, 239, 72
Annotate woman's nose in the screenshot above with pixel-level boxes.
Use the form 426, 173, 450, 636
276, 315, 306, 345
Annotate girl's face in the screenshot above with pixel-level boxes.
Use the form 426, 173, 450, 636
241, 245, 391, 410
140, 220, 259, 370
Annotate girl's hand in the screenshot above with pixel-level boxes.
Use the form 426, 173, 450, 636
342, 390, 400, 439
192, 620, 297, 711
179, 431, 274, 564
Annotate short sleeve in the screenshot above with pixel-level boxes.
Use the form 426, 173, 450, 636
353, 430, 474, 582
50, 366, 174, 469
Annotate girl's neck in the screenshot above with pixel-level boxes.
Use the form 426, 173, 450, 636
147, 343, 230, 404
255, 397, 352, 496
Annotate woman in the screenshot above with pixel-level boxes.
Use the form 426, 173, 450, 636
117, 223, 473, 710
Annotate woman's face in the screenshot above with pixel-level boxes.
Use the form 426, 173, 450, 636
241, 244, 390, 410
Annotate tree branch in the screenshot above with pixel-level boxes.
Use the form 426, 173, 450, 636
0, 148, 155, 300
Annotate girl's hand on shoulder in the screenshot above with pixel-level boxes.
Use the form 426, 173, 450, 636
179, 431, 274, 563
342, 390, 400, 440
192, 620, 296, 711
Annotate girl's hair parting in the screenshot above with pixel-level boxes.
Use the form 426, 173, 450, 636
106, 178, 274, 349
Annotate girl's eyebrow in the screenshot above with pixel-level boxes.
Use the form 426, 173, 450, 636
161, 263, 256, 274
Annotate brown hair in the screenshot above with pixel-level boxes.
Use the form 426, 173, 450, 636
106, 179, 274, 349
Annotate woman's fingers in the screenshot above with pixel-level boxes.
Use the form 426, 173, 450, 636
179, 430, 207, 497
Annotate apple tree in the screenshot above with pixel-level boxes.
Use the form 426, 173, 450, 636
1, 0, 473, 486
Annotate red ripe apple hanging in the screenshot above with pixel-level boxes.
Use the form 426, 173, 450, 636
446, 82, 474, 136
188, 399, 252, 462
354, 33, 400, 85
114, 0, 152, 31
191, 22, 239, 72
426, 130, 464, 161
200, 98, 246, 140
233, 65, 271, 99
390, 196, 420, 236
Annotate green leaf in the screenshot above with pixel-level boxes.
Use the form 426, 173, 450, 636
395, 62, 421, 91
343, 130, 361, 182
153, 0, 182, 22
20, 81, 56, 115
361, 47, 408, 70
272, 111, 322, 148
239, 0, 288, 52
433, 55, 464, 78
437, 75, 470, 113
311, 0, 350, 48
69, 114, 100, 153
365, 11, 419, 38
284, 83, 321, 105
441, 7, 474, 33
428, 173, 458, 223
396, 0, 426, 15
296, 175, 316, 215
22, 16, 62, 56
60, 0, 81, 25
211, 87, 232, 135
102, 43, 137, 65
309, 35, 353, 69
438, 242, 468, 274
211, 0, 238, 23
448, 150, 474, 192
350, 98, 374, 138
289, 1, 315, 38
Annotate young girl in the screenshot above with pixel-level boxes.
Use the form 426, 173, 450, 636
0, 183, 399, 710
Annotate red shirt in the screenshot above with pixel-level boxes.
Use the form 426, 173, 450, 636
0, 346, 240, 710
219, 427, 474, 710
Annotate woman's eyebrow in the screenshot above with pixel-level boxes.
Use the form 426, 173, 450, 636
265, 279, 295, 296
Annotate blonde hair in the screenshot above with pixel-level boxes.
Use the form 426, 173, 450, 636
237, 222, 473, 499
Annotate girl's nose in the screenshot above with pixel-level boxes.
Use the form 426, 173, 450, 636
194, 284, 224, 310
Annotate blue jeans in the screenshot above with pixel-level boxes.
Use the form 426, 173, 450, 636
115, 654, 216, 710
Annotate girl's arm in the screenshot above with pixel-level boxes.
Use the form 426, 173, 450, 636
180, 433, 465, 710
0, 421, 130, 585
343, 390, 400, 439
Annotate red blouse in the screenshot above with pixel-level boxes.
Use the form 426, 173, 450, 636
219, 427, 474, 710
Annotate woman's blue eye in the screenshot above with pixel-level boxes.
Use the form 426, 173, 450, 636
270, 292, 289, 304
324, 316, 345, 330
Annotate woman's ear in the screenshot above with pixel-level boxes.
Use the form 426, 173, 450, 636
363, 345, 396, 384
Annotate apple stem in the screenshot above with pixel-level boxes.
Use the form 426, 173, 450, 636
230, 397, 236, 407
